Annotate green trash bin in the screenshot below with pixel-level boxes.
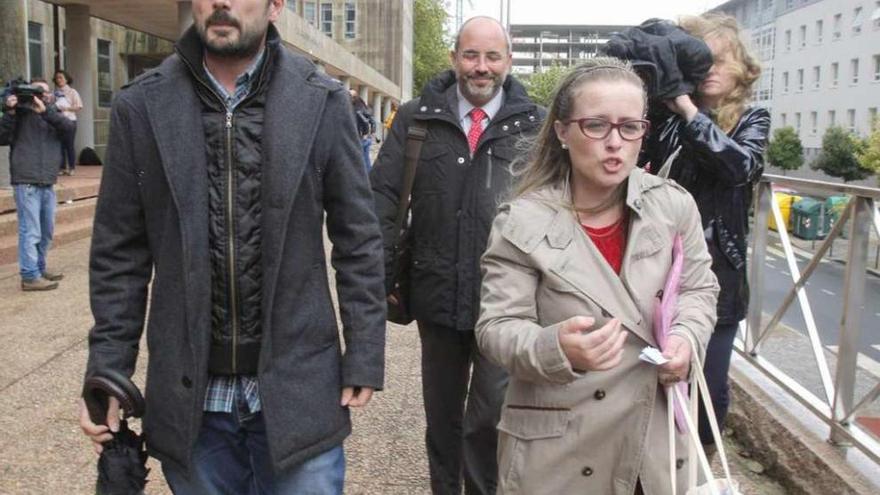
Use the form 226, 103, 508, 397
792, 197, 831, 240
825, 195, 849, 238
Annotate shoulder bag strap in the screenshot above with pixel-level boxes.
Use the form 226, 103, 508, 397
392, 121, 428, 246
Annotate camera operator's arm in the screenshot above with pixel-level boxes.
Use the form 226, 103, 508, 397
40, 100, 75, 135
0, 96, 17, 146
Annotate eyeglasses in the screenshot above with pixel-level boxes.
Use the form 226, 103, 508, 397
563, 118, 650, 141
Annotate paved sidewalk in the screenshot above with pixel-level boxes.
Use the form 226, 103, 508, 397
0, 236, 786, 494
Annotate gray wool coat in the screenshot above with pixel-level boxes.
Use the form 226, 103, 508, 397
86, 45, 386, 474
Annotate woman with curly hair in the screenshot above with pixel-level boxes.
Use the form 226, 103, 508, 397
644, 13, 771, 456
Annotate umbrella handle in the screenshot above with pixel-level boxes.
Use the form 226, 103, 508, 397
83, 369, 145, 425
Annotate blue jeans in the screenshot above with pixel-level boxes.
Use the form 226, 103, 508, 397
361, 137, 372, 171
13, 184, 56, 280
163, 403, 345, 494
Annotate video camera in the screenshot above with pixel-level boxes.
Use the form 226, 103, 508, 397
2, 78, 45, 112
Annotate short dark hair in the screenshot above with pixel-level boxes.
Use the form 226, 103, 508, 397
54, 69, 73, 85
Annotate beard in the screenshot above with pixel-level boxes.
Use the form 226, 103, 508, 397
197, 9, 265, 58
458, 70, 507, 105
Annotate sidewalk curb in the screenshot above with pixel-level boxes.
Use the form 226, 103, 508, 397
727, 357, 880, 494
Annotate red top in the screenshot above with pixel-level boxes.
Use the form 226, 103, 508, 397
581, 214, 629, 274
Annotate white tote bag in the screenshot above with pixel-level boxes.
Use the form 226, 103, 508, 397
667, 342, 741, 495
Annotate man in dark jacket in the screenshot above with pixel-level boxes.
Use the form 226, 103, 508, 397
371, 16, 543, 495
0, 78, 72, 291
78, 0, 386, 492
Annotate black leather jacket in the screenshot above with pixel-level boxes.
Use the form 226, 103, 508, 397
643, 106, 770, 324
175, 26, 278, 374
371, 71, 544, 330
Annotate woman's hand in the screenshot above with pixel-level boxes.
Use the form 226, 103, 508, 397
558, 316, 627, 372
659, 334, 692, 385
664, 94, 699, 123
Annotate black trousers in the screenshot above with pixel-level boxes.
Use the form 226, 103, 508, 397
698, 321, 740, 445
417, 321, 508, 495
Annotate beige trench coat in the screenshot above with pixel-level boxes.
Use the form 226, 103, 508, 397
476, 168, 719, 495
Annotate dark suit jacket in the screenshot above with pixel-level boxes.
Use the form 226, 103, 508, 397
86, 40, 386, 473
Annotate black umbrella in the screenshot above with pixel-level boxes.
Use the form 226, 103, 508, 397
82, 369, 149, 495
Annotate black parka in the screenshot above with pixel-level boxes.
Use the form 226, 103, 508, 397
643, 106, 770, 324
371, 71, 544, 330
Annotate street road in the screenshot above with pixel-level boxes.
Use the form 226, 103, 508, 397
753, 241, 880, 370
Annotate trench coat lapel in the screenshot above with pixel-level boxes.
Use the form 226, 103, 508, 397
260, 51, 328, 309
545, 180, 656, 345
142, 59, 211, 361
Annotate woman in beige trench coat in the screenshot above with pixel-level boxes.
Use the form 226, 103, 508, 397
476, 58, 719, 495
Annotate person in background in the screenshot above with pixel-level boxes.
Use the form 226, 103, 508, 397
0, 78, 72, 291
476, 57, 719, 494
350, 89, 376, 170
53, 70, 82, 175
643, 13, 769, 457
384, 102, 398, 131
371, 15, 544, 495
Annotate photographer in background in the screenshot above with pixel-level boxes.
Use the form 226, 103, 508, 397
0, 78, 73, 291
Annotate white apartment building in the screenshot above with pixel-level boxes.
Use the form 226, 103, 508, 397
715, 0, 880, 165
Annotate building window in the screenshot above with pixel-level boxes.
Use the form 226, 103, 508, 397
797, 68, 804, 91
810, 111, 817, 134
784, 29, 791, 50
813, 66, 821, 89
781, 113, 787, 127
285, 2, 297, 14
785, 0, 794, 9
869, 107, 878, 128
874, 2, 880, 29
97, 39, 113, 107
782, 71, 789, 92
847, 109, 856, 132
795, 112, 802, 133
852, 7, 864, 35
815, 19, 823, 43
799, 25, 806, 47
851, 58, 860, 84
828, 110, 836, 127
27, 22, 43, 80
303, 1, 317, 26
873, 54, 880, 81
344, 2, 356, 39
833, 13, 842, 39
320, 2, 333, 36
831, 62, 839, 86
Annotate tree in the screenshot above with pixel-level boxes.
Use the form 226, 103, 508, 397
811, 126, 871, 182
766, 126, 804, 175
413, 0, 450, 97
856, 118, 880, 186
523, 64, 571, 108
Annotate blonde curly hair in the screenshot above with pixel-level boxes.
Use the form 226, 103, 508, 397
679, 13, 761, 133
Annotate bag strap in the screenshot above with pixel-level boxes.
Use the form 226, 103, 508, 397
391, 121, 428, 249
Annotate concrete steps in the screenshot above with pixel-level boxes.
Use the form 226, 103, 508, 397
0, 166, 102, 267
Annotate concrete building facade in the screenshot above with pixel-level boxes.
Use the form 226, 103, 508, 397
509, 24, 628, 75
1, 0, 413, 187
713, 0, 880, 166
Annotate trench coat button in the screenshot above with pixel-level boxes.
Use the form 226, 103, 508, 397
181, 376, 193, 388
457, 157, 466, 164
634, 198, 643, 209
581, 466, 593, 477
676, 458, 685, 469
514, 120, 521, 127
593, 389, 606, 400
502, 124, 509, 131
419, 106, 427, 112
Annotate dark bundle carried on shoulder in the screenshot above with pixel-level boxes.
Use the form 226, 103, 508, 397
601, 18, 713, 101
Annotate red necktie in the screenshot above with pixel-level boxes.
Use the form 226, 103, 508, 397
467, 107, 486, 155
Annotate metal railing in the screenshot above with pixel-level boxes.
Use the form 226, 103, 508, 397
741, 174, 880, 464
